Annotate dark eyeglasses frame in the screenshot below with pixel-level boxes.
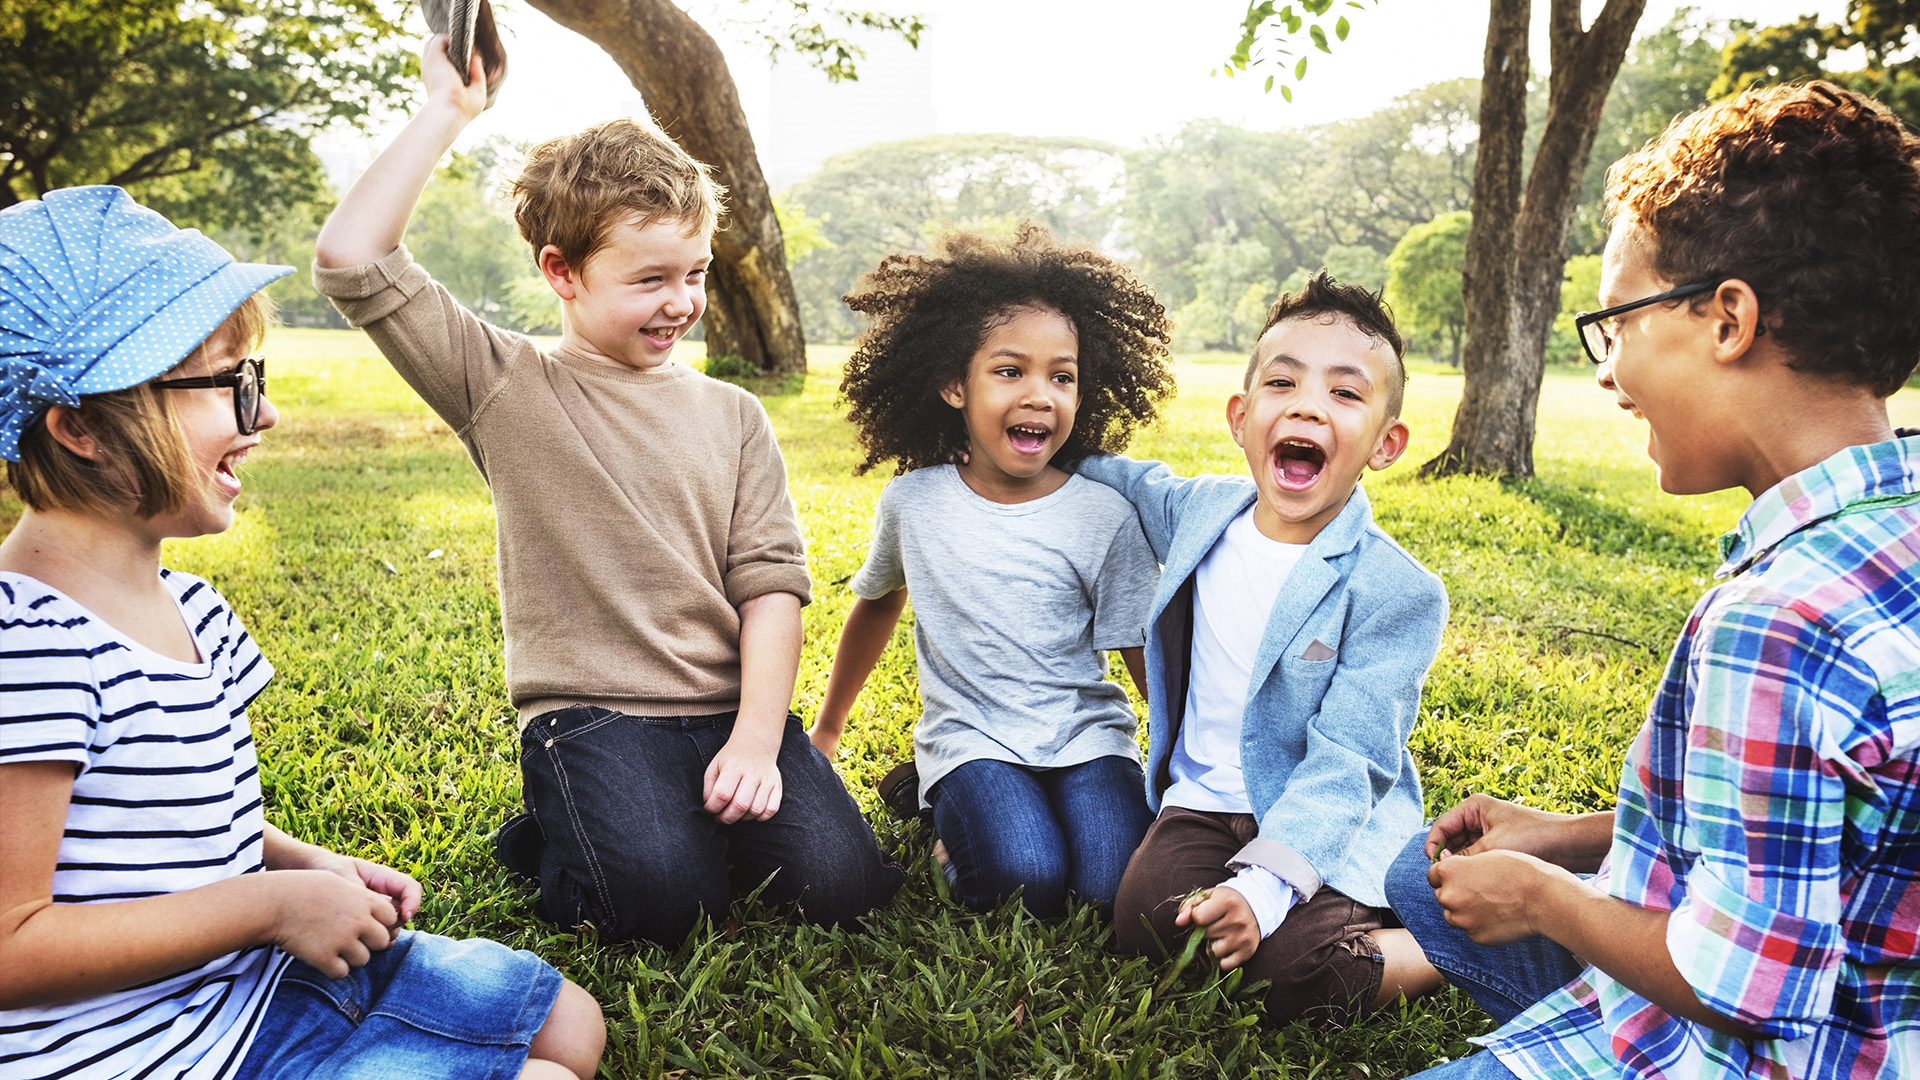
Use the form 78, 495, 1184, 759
151, 357, 268, 435
1573, 281, 1721, 365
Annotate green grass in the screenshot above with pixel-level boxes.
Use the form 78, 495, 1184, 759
17, 328, 1920, 1077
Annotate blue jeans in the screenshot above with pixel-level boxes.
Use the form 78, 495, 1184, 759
511, 707, 903, 945
234, 930, 562, 1080
1385, 830, 1586, 1079
926, 755, 1154, 918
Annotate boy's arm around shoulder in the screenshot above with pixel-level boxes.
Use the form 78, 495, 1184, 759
1073, 452, 1218, 562
1246, 545, 1448, 892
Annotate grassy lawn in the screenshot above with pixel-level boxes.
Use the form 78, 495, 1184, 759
17, 327, 1920, 1077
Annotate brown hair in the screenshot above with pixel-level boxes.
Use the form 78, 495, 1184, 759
1605, 81, 1920, 396
511, 117, 727, 271
1246, 271, 1409, 417
841, 224, 1174, 475
6, 291, 275, 517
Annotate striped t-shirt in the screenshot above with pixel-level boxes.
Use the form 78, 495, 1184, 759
0, 569, 289, 1080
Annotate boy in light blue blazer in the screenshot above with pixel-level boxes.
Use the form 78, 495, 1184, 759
1077, 272, 1447, 1026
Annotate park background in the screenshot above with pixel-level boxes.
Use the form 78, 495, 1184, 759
7, 0, 1920, 1075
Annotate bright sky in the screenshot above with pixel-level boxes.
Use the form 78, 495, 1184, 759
326, 0, 1848, 185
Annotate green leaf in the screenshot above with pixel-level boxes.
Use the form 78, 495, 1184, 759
1336, 15, 1350, 40
1310, 23, 1331, 53
1296, 55, 1309, 78
1281, 83, 1293, 101
1264, 74, 1275, 92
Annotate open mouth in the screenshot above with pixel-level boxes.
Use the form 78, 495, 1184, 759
214, 448, 247, 493
642, 324, 681, 348
1273, 438, 1326, 490
1007, 424, 1052, 455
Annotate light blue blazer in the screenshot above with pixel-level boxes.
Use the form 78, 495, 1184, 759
1076, 455, 1447, 908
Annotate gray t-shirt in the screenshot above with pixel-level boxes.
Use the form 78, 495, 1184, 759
852, 466, 1160, 806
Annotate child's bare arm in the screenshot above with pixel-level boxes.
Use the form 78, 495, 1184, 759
1118, 646, 1148, 704
0, 762, 401, 1010
811, 590, 909, 758
705, 591, 804, 824
314, 35, 488, 269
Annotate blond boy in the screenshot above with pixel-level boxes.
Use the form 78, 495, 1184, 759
313, 38, 899, 945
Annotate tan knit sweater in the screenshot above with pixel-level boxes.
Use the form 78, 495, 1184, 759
315, 246, 812, 724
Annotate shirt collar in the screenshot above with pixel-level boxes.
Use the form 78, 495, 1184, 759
1717, 435, 1920, 577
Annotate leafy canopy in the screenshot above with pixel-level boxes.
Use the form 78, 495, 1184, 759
0, 0, 415, 223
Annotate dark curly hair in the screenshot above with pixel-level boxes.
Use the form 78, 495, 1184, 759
1605, 80, 1920, 396
840, 224, 1175, 475
1250, 270, 1408, 417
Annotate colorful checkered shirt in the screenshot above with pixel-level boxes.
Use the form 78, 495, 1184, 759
1482, 437, 1920, 1080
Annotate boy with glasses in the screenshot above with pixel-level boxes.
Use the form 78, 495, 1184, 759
1384, 81, 1920, 1080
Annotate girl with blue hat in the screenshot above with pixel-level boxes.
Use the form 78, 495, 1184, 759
0, 187, 605, 1080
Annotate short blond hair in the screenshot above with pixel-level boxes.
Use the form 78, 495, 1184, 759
6, 291, 275, 517
511, 117, 726, 271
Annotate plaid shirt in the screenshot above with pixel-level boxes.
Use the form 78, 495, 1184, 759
1483, 437, 1920, 1080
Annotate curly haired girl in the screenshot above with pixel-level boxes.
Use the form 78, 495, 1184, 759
810, 224, 1175, 918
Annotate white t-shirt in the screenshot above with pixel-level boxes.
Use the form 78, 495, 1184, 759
0, 570, 289, 1080
1162, 506, 1305, 814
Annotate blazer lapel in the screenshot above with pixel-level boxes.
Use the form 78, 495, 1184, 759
1246, 557, 1337, 690
1242, 485, 1374, 692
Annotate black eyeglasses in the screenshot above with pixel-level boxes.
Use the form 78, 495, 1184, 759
1573, 282, 1720, 365
151, 357, 268, 435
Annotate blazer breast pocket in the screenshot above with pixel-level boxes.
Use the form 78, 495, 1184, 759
1278, 643, 1340, 699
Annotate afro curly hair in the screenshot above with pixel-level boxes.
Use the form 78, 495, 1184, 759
839, 223, 1174, 476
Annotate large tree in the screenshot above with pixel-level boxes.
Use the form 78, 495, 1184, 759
0, 0, 412, 227
1231, 0, 1646, 478
522, 0, 919, 375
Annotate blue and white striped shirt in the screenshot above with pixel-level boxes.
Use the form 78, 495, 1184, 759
0, 569, 289, 1080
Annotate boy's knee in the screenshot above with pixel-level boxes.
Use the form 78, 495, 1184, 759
538, 864, 725, 946
1255, 937, 1379, 1028
1383, 830, 1435, 916
778, 859, 904, 929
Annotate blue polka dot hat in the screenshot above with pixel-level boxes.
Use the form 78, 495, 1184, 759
0, 186, 293, 461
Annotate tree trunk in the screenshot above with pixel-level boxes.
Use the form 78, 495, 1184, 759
1421, 0, 1645, 478
523, 0, 807, 375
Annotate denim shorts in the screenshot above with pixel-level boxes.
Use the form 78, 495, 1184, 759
232, 930, 564, 1080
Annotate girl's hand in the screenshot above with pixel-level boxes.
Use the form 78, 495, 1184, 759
268, 870, 404, 978
1175, 887, 1261, 971
420, 33, 490, 121
314, 852, 422, 929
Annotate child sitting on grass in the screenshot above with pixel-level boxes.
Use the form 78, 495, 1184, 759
1387, 81, 1920, 1080
0, 186, 604, 1080
808, 226, 1174, 918
1075, 273, 1448, 1026
313, 35, 900, 946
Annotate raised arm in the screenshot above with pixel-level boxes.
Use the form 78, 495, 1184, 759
314, 35, 489, 269
811, 590, 910, 758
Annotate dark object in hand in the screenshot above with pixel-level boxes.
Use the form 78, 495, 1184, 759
421, 0, 508, 107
